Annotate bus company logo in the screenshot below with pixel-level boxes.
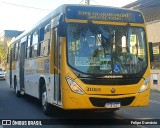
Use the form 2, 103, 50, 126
2, 120, 11, 125
111, 88, 116, 93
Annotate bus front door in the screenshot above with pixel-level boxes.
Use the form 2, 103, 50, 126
53, 28, 62, 105
9, 49, 13, 87
19, 42, 25, 91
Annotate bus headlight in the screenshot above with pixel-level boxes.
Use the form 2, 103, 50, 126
66, 77, 85, 94
139, 76, 150, 93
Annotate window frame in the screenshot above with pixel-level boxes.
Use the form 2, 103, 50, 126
31, 30, 39, 58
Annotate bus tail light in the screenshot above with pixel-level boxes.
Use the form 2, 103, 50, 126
66, 77, 85, 94
139, 76, 150, 93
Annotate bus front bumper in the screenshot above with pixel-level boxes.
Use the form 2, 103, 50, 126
62, 89, 150, 110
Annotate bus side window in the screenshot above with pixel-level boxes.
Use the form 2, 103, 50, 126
39, 27, 44, 56
7, 48, 10, 63
31, 31, 39, 58
15, 41, 19, 61
11, 47, 14, 62
41, 23, 51, 56
26, 35, 32, 59
13, 43, 16, 61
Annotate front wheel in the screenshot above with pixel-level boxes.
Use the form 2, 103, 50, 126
41, 85, 52, 115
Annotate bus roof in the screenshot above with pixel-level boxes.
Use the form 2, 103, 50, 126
10, 4, 144, 45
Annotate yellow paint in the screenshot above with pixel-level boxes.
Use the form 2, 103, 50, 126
60, 16, 151, 109
37, 57, 50, 74
50, 28, 55, 74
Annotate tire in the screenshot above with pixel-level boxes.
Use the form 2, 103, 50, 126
41, 84, 52, 115
15, 80, 21, 97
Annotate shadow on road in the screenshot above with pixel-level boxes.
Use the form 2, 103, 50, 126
21, 94, 119, 119
15, 94, 129, 125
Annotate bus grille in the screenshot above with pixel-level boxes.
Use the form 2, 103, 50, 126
89, 97, 135, 107
80, 78, 141, 85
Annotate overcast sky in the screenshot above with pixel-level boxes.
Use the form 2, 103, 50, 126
0, 0, 137, 32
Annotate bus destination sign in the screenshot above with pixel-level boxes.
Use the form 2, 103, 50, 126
66, 6, 144, 23
78, 11, 130, 22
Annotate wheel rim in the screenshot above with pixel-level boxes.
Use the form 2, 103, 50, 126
42, 91, 47, 110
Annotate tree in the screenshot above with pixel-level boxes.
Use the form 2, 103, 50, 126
0, 38, 8, 69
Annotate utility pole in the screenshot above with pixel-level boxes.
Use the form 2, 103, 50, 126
85, 0, 90, 5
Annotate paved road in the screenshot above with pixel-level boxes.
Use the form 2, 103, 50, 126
0, 80, 160, 128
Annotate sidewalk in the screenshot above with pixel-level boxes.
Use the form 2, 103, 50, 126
151, 89, 160, 93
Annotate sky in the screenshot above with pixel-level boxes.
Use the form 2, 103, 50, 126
0, 0, 137, 33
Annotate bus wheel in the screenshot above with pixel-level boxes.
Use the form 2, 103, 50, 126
14, 79, 21, 97
41, 85, 52, 115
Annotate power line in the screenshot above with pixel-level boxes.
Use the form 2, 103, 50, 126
0, 1, 52, 11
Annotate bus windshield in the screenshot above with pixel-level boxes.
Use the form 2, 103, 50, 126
67, 23, 148, 75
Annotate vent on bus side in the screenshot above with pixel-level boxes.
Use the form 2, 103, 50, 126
89, 97, 135, 107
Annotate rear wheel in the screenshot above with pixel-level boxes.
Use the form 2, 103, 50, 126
14, 78, 21, 97
41, 83, 52, 115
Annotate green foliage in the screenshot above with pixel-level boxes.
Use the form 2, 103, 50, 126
0, 38, 8, 68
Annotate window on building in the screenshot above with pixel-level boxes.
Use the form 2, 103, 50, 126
152, 74, 158, 85
153, 80, 158, 85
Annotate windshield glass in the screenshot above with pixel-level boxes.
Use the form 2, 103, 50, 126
67, 23, 148, 75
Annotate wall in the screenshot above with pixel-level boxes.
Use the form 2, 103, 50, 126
150, 70, 160, 91
146, 20, 160, 43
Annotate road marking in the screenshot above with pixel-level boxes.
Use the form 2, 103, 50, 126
150, 100, 160, 105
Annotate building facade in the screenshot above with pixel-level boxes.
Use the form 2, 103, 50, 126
0, 30, 23, 41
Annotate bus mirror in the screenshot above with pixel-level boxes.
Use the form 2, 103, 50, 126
58, 14, 66, 37
149, 42, 154, 62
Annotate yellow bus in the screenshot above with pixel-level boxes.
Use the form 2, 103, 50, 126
6, 4, 154, 115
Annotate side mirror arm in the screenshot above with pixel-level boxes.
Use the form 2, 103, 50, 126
149, 42, 154, 62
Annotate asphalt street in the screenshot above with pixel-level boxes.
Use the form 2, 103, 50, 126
0, 80, 160, 128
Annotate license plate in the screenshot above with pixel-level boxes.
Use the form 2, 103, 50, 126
105, 102, 121, 108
